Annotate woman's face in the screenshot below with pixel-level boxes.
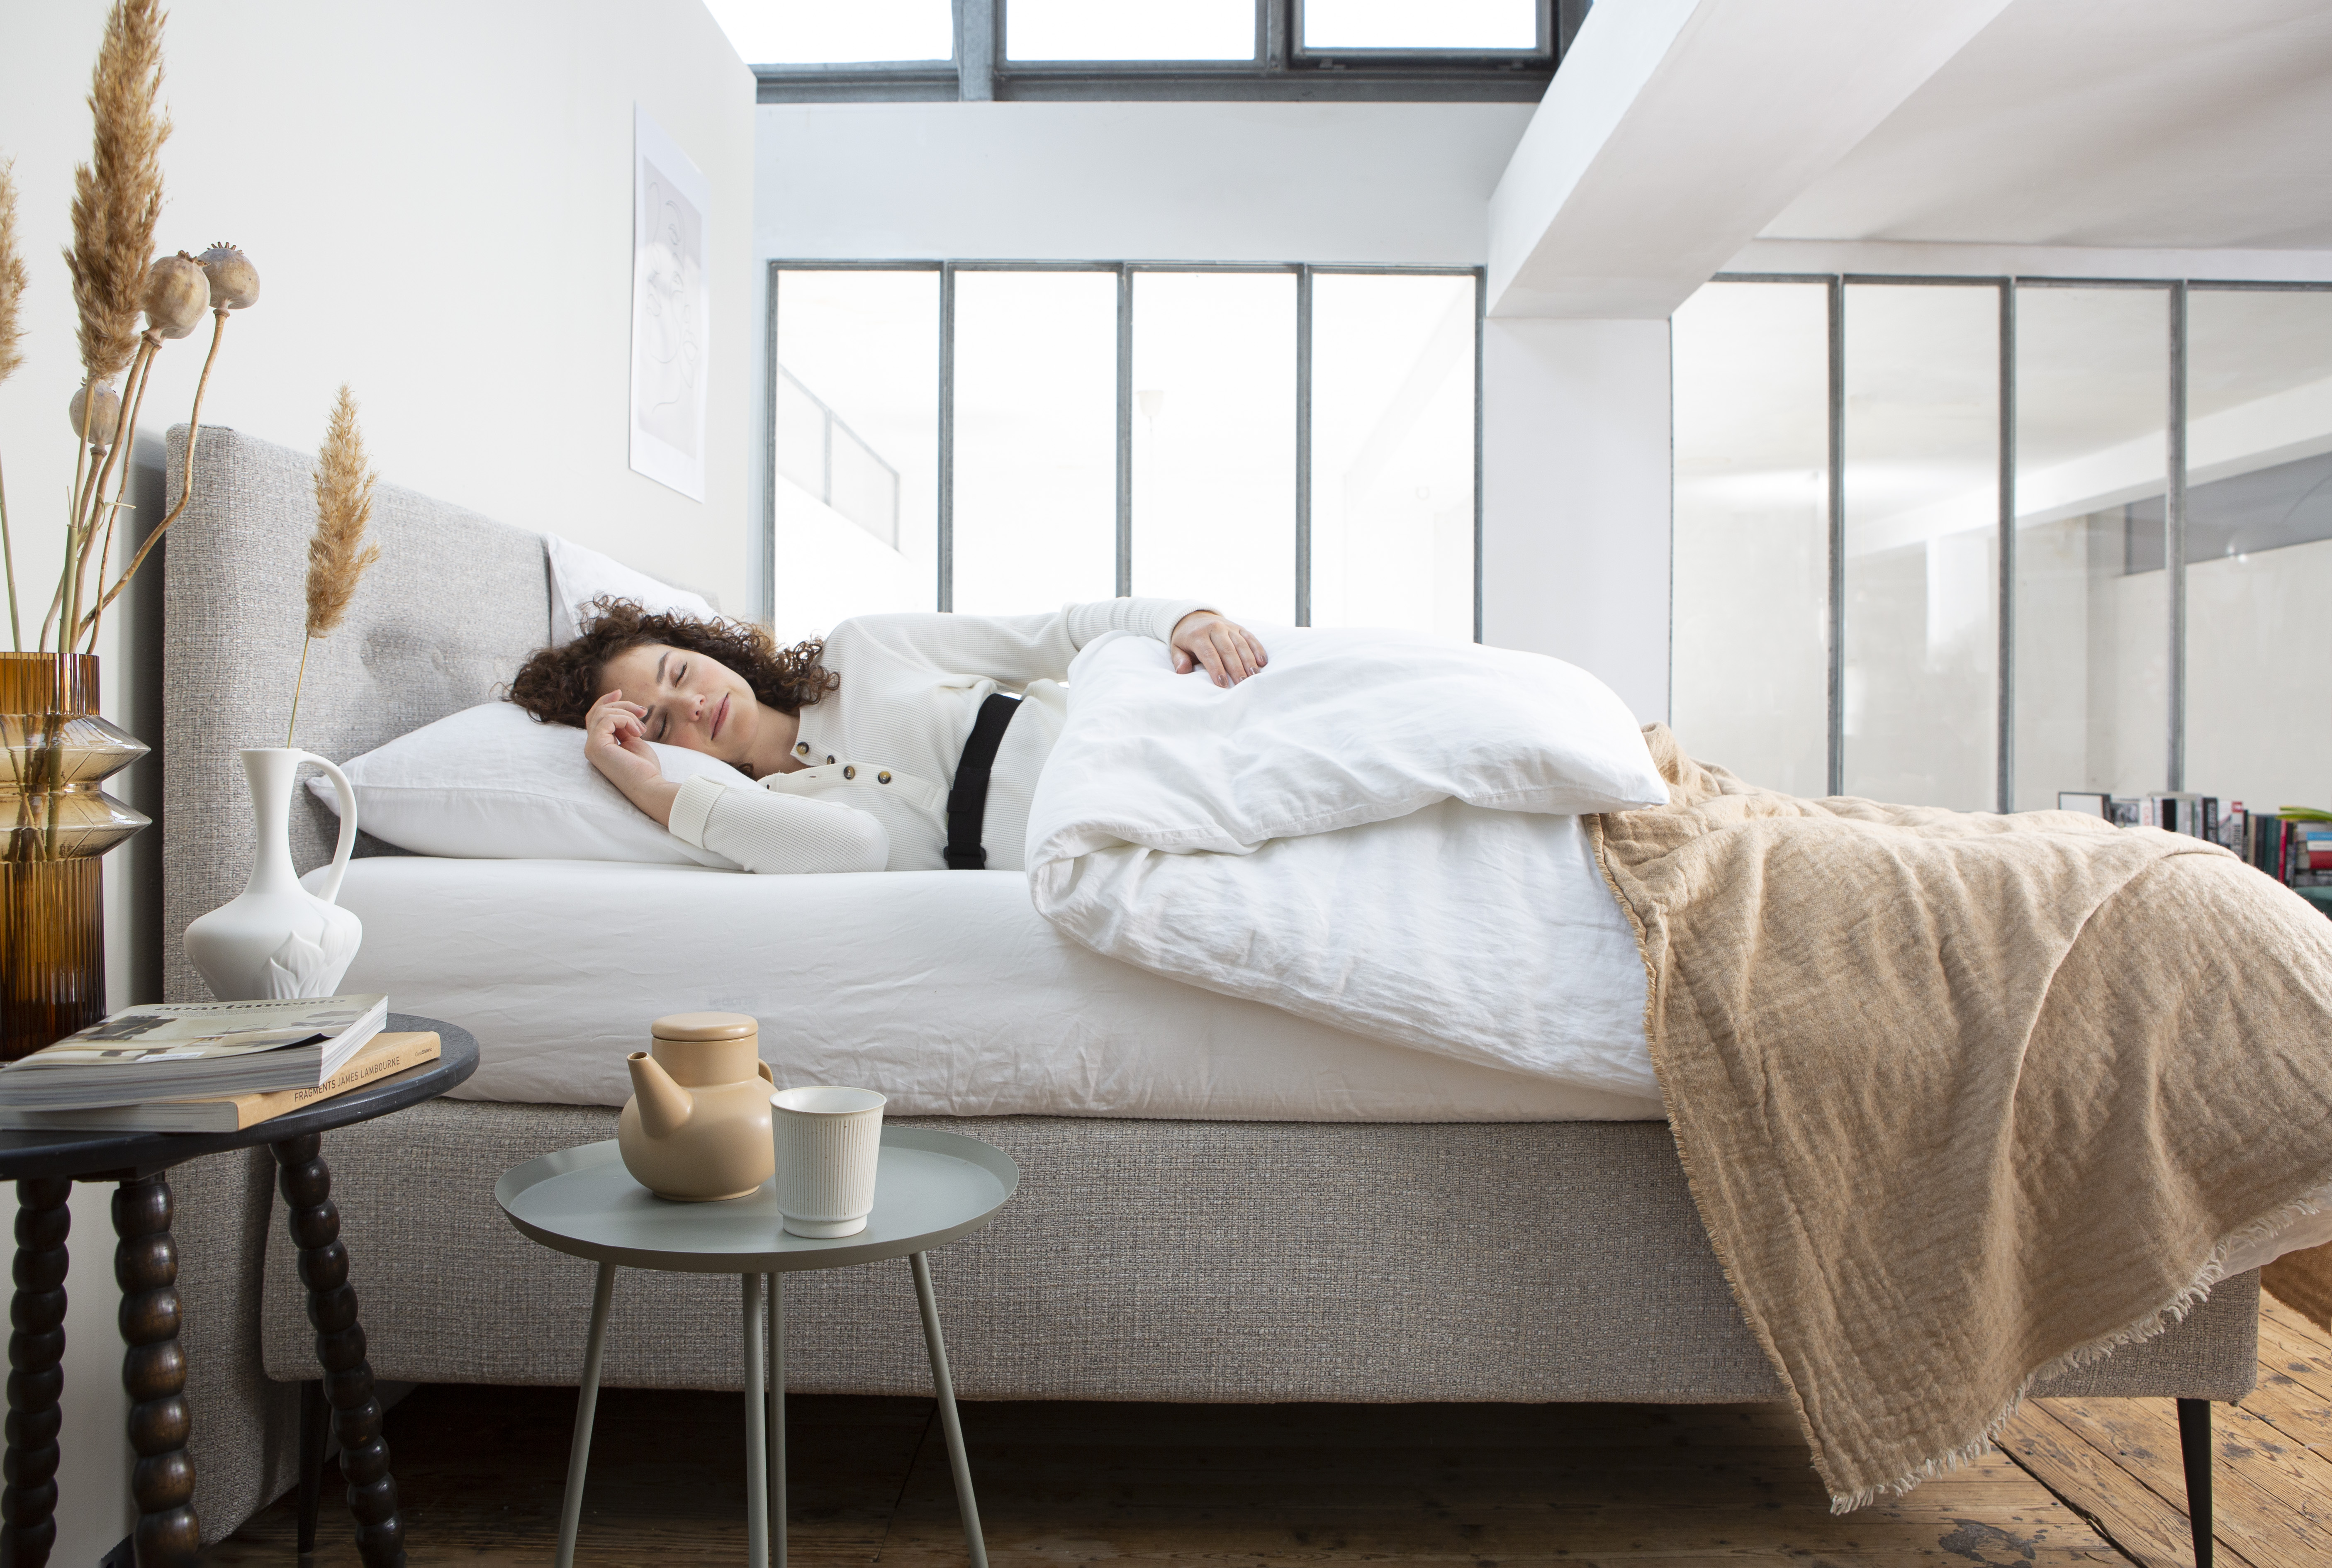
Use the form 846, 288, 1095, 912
598, 642, 759, 765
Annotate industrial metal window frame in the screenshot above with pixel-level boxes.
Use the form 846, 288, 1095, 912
1699, 270, 2332, 808
766, 258, 1487, 639
752, 0, 1580, 104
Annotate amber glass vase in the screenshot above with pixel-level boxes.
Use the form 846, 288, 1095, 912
0, 654, 150, 1060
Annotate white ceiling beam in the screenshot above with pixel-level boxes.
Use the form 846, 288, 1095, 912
1486, 0, 2015, 320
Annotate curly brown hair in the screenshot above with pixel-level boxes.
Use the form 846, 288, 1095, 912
506, 597, 836, 729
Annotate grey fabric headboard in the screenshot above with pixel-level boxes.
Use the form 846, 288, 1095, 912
161, 424, 554, 1000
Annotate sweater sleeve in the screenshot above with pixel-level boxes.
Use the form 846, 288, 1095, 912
842, 598, 1210, 687
668, 776, 890, 874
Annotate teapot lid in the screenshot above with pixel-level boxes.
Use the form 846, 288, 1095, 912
652, 1011, 758, 1042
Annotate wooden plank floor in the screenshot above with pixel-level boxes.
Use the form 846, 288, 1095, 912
212, 1296, 2332, 1568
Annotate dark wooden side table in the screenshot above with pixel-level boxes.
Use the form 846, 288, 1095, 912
0, 1013, 476, 1568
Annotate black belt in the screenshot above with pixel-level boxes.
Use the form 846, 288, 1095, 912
944, 693, 1021, 870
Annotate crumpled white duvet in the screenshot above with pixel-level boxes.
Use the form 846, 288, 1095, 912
1024, 626, 1669, 1098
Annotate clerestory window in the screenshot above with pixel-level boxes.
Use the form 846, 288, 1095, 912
711, 0, 1581, 103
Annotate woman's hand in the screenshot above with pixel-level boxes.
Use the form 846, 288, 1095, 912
1169, 611, 1268, 687
584, 689, 682, 828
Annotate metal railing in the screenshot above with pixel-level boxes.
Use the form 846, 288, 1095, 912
774, 366, 902, 551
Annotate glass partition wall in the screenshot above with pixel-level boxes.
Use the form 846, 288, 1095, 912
2011, 285, 2170, 810
1670, 281, 1830, 797
1841, 282, 2000, 811
1672, 274, 2332, 818
770, 262, 1480, 643
2185, 290, 2332, 816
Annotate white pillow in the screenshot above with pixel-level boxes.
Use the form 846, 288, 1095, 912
308, 701, 749, 868
545, 533, 721, 644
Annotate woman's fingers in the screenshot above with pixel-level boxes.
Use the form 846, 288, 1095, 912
1168, 612, 1268, 687
1206, 624, 1263, 686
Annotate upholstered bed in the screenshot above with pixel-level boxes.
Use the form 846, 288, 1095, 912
151, 426, 2262, 1545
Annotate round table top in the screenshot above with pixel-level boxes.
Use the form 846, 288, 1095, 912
0, 1014, 479, 1183
496, 1128, 1019, 1275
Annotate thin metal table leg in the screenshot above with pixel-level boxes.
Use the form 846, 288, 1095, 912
556, 1262, 618, 1568
743, 1273, 769, 1568
768, 1273, 786, 1568
909, 1251, 988, 1568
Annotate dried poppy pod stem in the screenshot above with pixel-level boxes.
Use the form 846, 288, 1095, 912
67, 331, 156, 644
80, 299, 235, 650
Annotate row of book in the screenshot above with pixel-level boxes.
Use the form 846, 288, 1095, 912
0, 995, 438, 1132
2057, 792, 2332, 888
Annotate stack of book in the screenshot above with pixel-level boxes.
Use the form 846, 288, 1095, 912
2241, 806, 2332, 894
0, 995, 439, 1132
2055, 791, 2221, 837
2055, 794, 2332, 918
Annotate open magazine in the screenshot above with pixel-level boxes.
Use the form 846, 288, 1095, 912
0, 996, 387, 1110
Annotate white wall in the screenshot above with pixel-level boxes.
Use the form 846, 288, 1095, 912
0, 2, 755, 1558
756, 102, 1533, 266
1481, 318, 1673, 723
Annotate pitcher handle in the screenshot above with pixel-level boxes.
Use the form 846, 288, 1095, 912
298, 750, 359, 906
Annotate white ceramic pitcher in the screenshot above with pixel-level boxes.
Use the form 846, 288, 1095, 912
183, 748, 363, 1001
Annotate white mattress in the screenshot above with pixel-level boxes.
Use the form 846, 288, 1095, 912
316, 858, 1668, 1122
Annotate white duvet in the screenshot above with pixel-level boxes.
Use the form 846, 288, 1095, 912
1021, 631, 2332, 1273
1024, 626, 1670, 1098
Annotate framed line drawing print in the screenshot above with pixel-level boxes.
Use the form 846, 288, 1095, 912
630, 105, 711, 501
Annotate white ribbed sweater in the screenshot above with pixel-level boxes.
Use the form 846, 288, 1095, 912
666, 598, 1206, 874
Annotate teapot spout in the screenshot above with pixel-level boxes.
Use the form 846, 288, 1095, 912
627, 1052, 694, 1139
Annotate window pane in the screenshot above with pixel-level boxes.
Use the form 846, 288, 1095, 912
2010, 286, 2169, 811
1303, 0, 1538, 51
1008, 0, 1256, 61
952, 270, 1120, 616
2184, 289, 2332, 819
1841, 284, 1999, 810
773, 270, 939, 639
1670, 281, 1830, 797
1310, 274, 1477, 640
706, 0, 953, 64
1130, 273, 1296, 621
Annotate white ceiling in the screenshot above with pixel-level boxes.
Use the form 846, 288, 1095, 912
1759, 0, 2332, 250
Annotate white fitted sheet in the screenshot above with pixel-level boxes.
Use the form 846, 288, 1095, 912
315, 858, 1667, 1121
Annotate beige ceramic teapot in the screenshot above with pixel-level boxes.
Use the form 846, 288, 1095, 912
617, 1012, 776, 1201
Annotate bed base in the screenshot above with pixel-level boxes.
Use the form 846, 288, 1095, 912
159, 1100, 2256, 1547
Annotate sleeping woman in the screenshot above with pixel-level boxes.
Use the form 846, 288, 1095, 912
507, 597, 1269, 874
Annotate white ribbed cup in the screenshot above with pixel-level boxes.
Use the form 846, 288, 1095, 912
771, 1086, 886, 1238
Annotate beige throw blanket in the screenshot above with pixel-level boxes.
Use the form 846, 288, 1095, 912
1593, 726, 2332, 1510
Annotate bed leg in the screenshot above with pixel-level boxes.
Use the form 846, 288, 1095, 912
2177, 1398, 2213, 1568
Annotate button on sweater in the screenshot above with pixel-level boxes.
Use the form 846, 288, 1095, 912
666, 598, 1208, 874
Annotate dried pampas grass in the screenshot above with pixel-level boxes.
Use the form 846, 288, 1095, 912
289, 386, 382, 743
64, 0, 168, 385
307, 385, 380, 639
0, 160, 25, 388
0, 161, 22, 648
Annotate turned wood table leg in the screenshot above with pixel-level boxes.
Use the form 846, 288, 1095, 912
1, 1176, 71, 1568
274, 1134, 405, 1568
114, 1175, 198, 1568
296, 1379, 327, 1558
